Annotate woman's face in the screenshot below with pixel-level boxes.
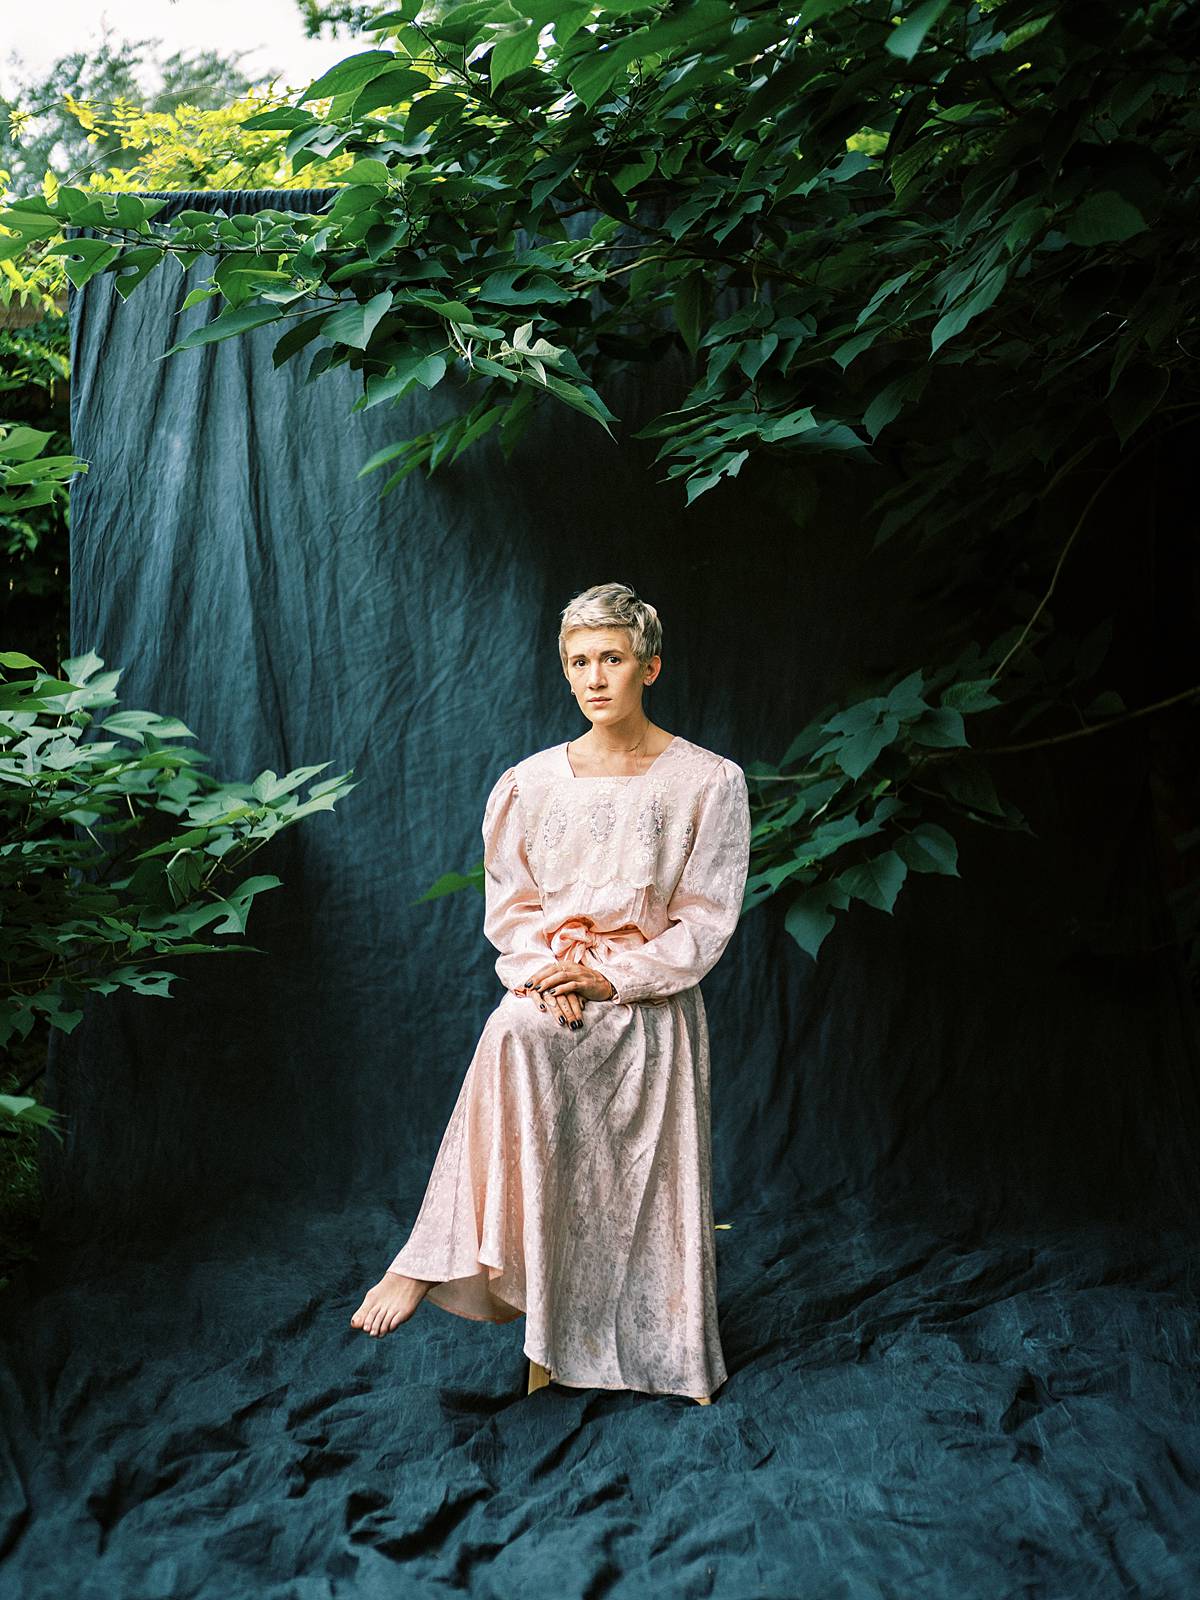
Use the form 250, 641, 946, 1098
563, 628, 659, 725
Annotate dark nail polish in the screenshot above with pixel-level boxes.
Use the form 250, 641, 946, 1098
570, 1021, 581, 1030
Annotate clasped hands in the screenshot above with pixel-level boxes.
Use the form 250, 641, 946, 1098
516, 959, 615, 1029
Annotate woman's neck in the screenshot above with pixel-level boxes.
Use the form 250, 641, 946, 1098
579, 713, 652, 755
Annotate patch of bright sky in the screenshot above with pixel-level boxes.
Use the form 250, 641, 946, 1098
0, 1, 350, 97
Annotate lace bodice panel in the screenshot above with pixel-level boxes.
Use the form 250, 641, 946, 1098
480, 735, 751, 1006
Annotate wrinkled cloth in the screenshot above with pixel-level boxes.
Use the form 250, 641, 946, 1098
386, 734, 751, 1399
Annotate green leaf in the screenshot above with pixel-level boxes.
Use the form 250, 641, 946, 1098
208, 876, 283, 935
930, 266, 1007, 354
252, 764, 330, 803
111, 246, 164, 301
100, 966, 178, 998
60, 650, 106, 682
532, 370, 617, 432
476, 268, 572, 306
414, 867, 484, 903
299, 50, 397, 105
272, 314, 331, 369
46, 236, 119, 289
932, 755, 1005, 817
835, 850, 908, 913
613, 154, 655, 195
939, 678, 1002, 713
340, 157, 393, 186
491, 25, 540, 91
885, 0, 952, 62
0, 1093, 57, 1130
895, 822, 960, 876
568, 0, 729, 110
0, 426, 54, 462
836, 714, 899, 780
908, 707, 967, 748
164, 303, 284, 356
239, 107, 317, 131
672, 272, 704, 355
358, 436, 427, 477
1065, 192, 1147, 247
363, 1, 424, 28
321, 290, 393, 350
832, 327, 878, 369
864, 374, 914, 440
352, 67, 429, 114
99, 710, 195, 743
133, 827, 216, 861
784, 889, 837, 960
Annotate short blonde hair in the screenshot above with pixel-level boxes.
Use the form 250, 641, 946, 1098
558, 582, 663, 667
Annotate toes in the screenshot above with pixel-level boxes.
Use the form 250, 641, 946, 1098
351, 1281, 429, 1338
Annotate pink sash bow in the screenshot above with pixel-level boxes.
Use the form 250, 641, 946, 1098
547, 914, 647, 967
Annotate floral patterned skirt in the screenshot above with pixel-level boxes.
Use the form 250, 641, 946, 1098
386, 983, 727, 1402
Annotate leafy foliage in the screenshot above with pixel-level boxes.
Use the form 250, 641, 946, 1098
0, 0, 1194, 963
0, 82, 358, 661
295, 0, 397, 37
4, 1, 1190, 502
0, 30, 262, 195
0, 651, 356, 1129
0, 422, 86, 524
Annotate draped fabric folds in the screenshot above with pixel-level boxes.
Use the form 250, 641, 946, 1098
0, 186, 1196, 1599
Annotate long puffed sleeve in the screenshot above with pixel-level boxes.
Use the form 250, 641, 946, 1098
481, 765, 554, 992
591, 758, 751, 1006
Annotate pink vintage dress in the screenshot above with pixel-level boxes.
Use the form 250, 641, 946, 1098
386, 733, 751, 1400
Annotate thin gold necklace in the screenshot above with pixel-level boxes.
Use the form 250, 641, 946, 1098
570, 717, 651, 778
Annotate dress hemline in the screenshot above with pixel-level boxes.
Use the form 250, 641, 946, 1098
391, 1263, 723, 1401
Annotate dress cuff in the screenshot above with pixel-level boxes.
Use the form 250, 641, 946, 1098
592, 963, 620, 1002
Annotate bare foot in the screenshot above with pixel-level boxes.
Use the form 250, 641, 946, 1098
350, 1270, 436, 1337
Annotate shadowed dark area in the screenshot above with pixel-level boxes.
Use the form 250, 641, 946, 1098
1, 189, 1198, 1599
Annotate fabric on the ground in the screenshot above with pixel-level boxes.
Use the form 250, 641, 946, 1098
0, 188, 1197, 1599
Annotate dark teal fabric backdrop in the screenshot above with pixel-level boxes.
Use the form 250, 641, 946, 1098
1, 189, 1199, 1597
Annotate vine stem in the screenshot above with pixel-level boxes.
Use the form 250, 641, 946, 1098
959, 681, 1200, 757
995, 408, 1200, 682
748, 681, 1200, 789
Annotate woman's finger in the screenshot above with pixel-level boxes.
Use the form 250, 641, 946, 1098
544, 979, 586, 1022
553, 986, 584, 1027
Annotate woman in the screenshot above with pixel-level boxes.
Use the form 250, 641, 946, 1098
350, 581, 751, 1401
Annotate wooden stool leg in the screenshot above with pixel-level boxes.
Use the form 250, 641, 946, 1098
527, 1358, 551, 1394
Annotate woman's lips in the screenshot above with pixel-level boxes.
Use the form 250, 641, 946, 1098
588, 697, 610, 704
